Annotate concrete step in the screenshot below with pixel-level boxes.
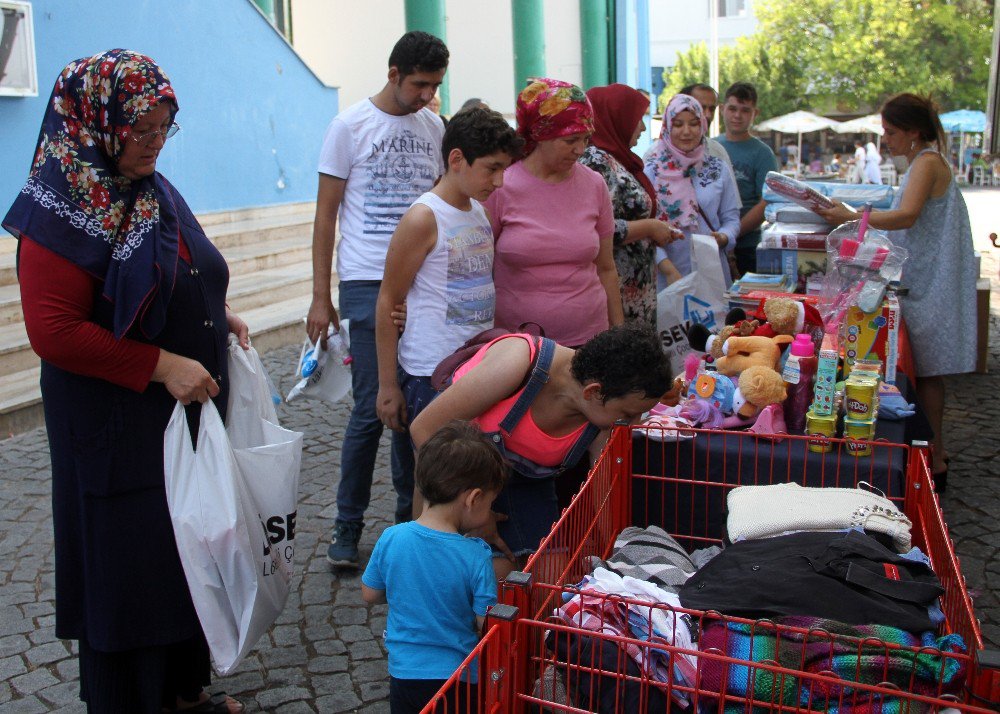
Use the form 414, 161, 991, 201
204, 210, 314, 250
0, 248, 16, 288
222, 235, 312, 277
0, 289, 334, 436
240, 290, 337, 355
0, 365, 42, 439
197, 201, 315, 228
226, 261, 319, 313
0, 283, 23, 324
0, 321, 32, 375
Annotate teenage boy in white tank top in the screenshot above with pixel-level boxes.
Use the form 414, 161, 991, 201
374, 108, 524, 516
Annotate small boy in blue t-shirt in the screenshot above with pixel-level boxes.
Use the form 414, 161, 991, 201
362, 420, 507, 714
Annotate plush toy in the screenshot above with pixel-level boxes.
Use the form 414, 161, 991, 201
680, 365, 787, 428
752, 298, 824, 340
715, 334, 793, 376
735, 365, 788, 418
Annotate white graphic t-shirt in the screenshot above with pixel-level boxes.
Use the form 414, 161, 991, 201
318, 100, 445, 281
398, 192, 495, 376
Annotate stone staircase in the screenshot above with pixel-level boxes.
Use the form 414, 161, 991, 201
0, 201, 329, 437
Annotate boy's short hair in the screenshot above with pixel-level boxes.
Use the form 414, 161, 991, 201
388, 31, 449, 78
416, 421, 507, 505
724, 82, 758, 106
441, 107, 525, 165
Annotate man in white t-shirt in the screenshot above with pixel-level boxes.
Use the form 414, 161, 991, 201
307, 31, 449, 567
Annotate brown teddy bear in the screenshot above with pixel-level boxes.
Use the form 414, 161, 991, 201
734, 365, 788, 418
716, 334, 794, 376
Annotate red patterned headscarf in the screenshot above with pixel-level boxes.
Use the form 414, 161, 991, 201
515, 78, 594, 155
586, 84, 656, 216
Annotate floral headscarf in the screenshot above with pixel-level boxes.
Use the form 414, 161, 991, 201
3, 49, 184, 339
644, 94, 707, 230
516, 78, 594, 155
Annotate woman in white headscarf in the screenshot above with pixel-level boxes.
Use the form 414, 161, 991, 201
644, 94, 741, 285
865, 140, 884, 184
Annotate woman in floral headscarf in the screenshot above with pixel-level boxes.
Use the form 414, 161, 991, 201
581, 84, 682, 329
644, 93, 741, 286
3, 50, 246, 713
484, 78, 622, 348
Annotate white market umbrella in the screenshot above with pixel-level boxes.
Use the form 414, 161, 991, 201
756, 111, 843, 177
834, 114, 884, 136
834, 113, 884, 153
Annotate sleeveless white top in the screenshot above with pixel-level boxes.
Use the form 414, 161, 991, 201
398, 192, 495, 376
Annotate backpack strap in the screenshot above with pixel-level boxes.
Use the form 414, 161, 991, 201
496, 336, 601, 476
497, 337, 552, 434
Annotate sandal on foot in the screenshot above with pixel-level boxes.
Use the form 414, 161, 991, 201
171, 692, 244, 713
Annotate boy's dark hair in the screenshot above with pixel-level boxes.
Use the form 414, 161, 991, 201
388, 31, 449, 78
441, 107, 524, 164
680, 83, 717, 97
724, 82, 758, 105
571, 325, 671, 402
416, 421, 507, 506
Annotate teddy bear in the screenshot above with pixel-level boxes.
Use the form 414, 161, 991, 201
715, 334, 793, 376
751, 298, 825, 340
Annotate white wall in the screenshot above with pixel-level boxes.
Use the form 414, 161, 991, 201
649, 0, 758, 70
446, 0, 514, 114
291, 0, 405, 110
544, 0, 583, 91
290, 0, 588, 118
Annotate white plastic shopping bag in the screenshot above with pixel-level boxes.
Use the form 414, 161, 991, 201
656, 233, 728, 375
226, 336, 280, 447
286, 320, 352, 405
164, 389, 302, 674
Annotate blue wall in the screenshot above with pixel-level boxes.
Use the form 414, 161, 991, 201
0, 0, 337, 220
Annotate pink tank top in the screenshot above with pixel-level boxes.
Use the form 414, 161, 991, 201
453, 334, 587, 467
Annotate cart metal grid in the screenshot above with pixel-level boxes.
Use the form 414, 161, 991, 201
424, 427, 999, 713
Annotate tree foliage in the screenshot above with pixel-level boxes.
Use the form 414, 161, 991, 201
659, 0, 993, 119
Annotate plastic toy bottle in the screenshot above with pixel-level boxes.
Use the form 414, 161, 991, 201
782, 333, 818, 434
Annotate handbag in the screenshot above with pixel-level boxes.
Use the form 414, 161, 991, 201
164, 340, 303, 674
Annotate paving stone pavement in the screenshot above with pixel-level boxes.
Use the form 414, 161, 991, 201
2, 231, 998, 713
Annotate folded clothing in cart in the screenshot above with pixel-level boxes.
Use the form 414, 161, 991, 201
726, 482, 912, 552
587, 525, 721, 593
697, 617, 967, 709
556, 568, 698, 705
679, 530, 943, 632
542, 630, 672, 714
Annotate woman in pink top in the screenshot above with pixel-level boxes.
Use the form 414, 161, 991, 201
485, 78, 623, 348
410, 325, 670, 579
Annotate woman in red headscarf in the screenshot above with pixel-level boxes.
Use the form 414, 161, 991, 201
581, 84, 681, 329
484, 78, 622, 348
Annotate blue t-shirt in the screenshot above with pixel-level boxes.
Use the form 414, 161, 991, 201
362, 521, 496, 681
715, 135, 778, 246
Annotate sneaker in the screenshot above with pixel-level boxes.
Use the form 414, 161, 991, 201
327, 521, 362, 567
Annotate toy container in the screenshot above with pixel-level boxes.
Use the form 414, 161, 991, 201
805, 407, 838, 453
844, 416, 877, 457
782, 333, 818, 434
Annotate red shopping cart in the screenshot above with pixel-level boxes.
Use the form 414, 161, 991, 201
424, 426, 999, 713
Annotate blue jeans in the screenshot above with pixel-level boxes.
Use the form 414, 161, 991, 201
337, 280, 414, 525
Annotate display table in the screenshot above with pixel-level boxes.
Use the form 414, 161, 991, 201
630, 375, 930, 542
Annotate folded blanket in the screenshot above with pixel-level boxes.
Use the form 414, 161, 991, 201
697, 617, 967, 712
